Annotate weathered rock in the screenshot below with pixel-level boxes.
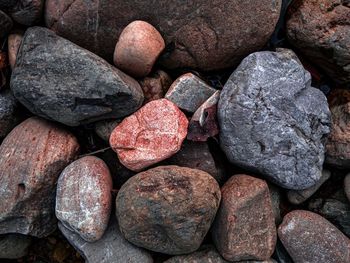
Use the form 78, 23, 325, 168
0, 89, 19, 138
116, 165, 221, 255
165, 73, 216, 113
345, 173, 350, 202
212, 174, 276, 261
278, 210, 350, 263
7, 31, 23, 69
0, 117, 80, 237
8, 0, 44, 26
11, 27, 144, 126
0, 234, 31, 259
326, 89, 350, 168
287, 169, 331, 205
45, 0, 281, 71
59, 218, 153, 263
56, 156, 112, 242
0, 10, 12, 38
110, 99, 188, 171
94, 119, 121, 142
139, 70, 172, 104
287, 0, 350, 86
218, 49, 331, 190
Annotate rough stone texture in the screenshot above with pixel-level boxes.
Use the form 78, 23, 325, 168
116, 165, 221, 255
56, 156, 113, 242
0, 117, 80, 237
278, 210, 350, 263
59, 218, 153, 263
45, 0, 281, 71
0, 234, 31, 259
114, 20, 165, 78
218, 49, 331, 190
139, 70, 172, 104
110, 99, 188, 171
94, 119, 120, 142
8, 0, 44, 26
326, 89, 350, 168
212, 174, 276, 262
0, 89, 19, 138
165, 73, 217, 113
345, 173, 350, 202
11, 27, 144, 126
0, 10, 12, 38
7, 31, 23, 69
287, 0, 350, 86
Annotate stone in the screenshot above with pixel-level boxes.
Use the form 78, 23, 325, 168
287, 169, 331, 205
278, 210, 350, 263
0, 117, 80, 237
0, 89, 20, 138
7, 31, 23, 69
287, 0, 350, 87
165, 73, 217, 113
116, 165, 221, 255
8, 0, 44, 26
212, 174, 276, 262
45, 0, 281, 71
272, 239, 294, 263
268, 183, 283, 225
345, 173, 350, 202
11, 27, 144, 126
218, 49, 331, 190
59, 218, 153, 263
0, 1, 17, 9
187, 90, 220, 141
110, 99, 188, 171
56, 156, 113, 242
139, 70, 172, 104
0, 234, 31, 259
325, 89, 350, 168
114, 20, 165, 78
0, 10, 12, 38
94, 119, 120, 142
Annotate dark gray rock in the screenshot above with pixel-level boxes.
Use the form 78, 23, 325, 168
218, 49, 331, 190
268, 183, 283, 225
0, 89, 19, 138
8, 0, 44, 26
345, 173, 350, 202
0, 234, 31, 259
94, 119, 120, 142
0, 1, 17, 9
11, 27, 144, 126
0, 10, 12, 38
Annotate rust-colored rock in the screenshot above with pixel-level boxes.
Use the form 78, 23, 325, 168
139, 70, 172, 104
0, 117, 80, 237
116, 165, 221, 255
7, 31, 23, 69
110, 99, 188, 171
212, 174, 276, 262
278, 210, 350, 263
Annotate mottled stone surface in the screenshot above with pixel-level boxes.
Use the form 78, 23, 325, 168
11, 27, 144, 126
59, 218, 153, 263
0, 117, 80, 237
7, 31, 23, 69
212, 174, 276, 261
116, 165, 221, 255
165, 73, 216, 113
139, 70, 172, 104
287, 0, 350, 86
45, 0, 281, 71
110, 99, 188, 171
0, 234, 31, 259
0, 10, 12, 38
94, 119, 120, 142
0, 89, 19, 138
278, 210, 350, 263
345, 173, 350, 202
8, 0, 44, 26
218, 49, 331, 190
56, 156, 112, 242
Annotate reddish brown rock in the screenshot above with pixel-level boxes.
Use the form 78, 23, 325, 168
7, 31, 23, 69
114, 21, 165, 78
56, 156, 113, 242
0, 117, 80, 237
212, 174, 277, 262
139, 70, 172, 104
116, 165, 221, 255
110, 99, 188, 171
278, 210, 350, 263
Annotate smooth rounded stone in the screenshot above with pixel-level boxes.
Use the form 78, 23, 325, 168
278, 210, 350, 263
58, 218, 153, 263
0, 117, 80, 237
94, 119, 120, 142
116, 165, 221, 255
0, 234, 31, 259
218, 49, 331, 190
287, 169, 331, 205
345, 173, 350, 202
56, 156, 113, 242
110, 99, 188, 171
7, 31, 23, 69
165, 73, 217, 113
326, 89, 350, 168
11, 27, 144, 126
8, 0, 44, 26
212, 174, 277, 262
139, 70, 172, 104
0, 89, 20, 138
114, 20, 165, 78
0, 10, 12, 38
286, 0, 350, 86
45, 0, 281, 71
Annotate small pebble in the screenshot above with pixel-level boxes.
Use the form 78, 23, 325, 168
139, 70, 172, 103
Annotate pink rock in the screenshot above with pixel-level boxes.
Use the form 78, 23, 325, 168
110, 99, 188, 171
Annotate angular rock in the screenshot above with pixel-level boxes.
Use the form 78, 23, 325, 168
45, 0, 281, 71
0, 10, 12, 38
139, 70, 172, 104
116, 165, 221, 255
11, 27, 144, 126
165, 73, 217, 113
0, 234, 31, 259
110, 99, 188, 171
7, 31, 23, 69
8, 0, 44, 26
218, 49, 331, 190
0, 89, 19, 138
56, 156, 113, 242
59, 218, 153, 263
345, 173, 350, 202
212, 174, 276, 262
278, 210, 350, 263
287, 0, 350, 86
0, 117, 80, 237
94, 119, 121, 142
